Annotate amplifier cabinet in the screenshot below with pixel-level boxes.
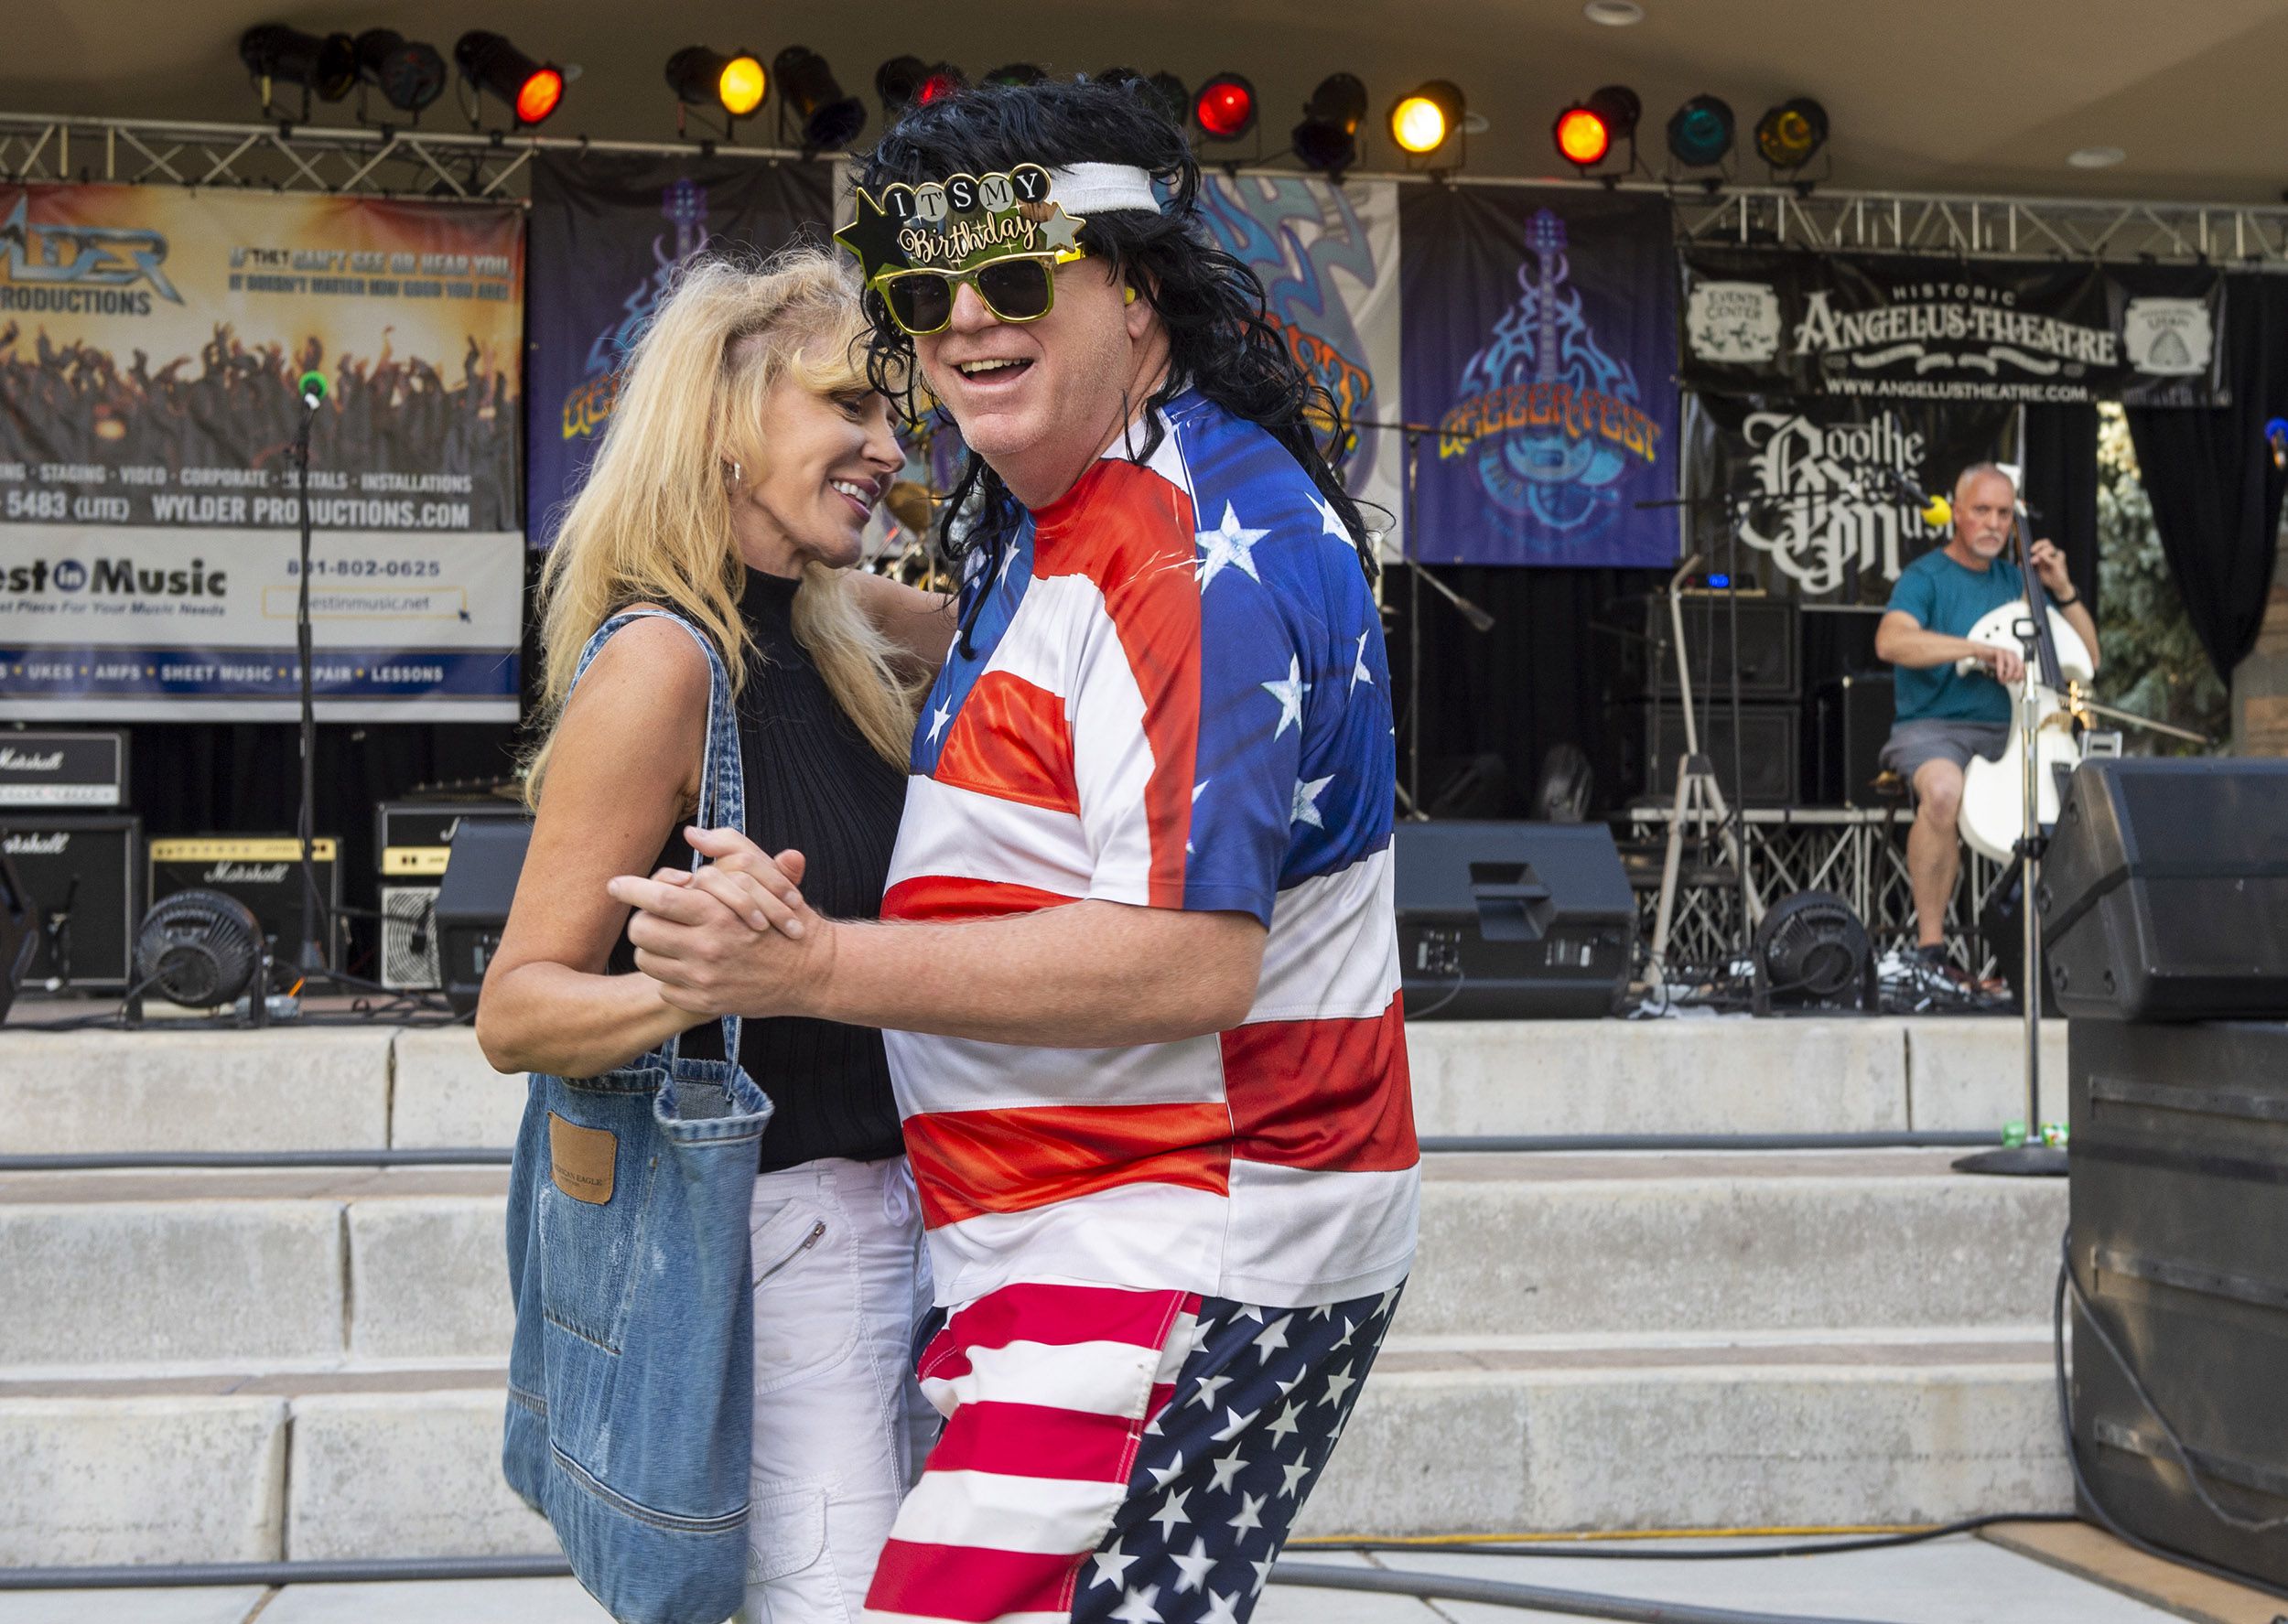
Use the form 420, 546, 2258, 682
147, 836, 341, 963
2069, 1020, 2288, 1588
1809, 673, 1895, 808
1620, 596, 1801, 702
1395, 822, 1635, 1020
1620, 700, 1801, 809
0, 814, 140, 990
0, 730, 128, 809
375, 799, 528, 880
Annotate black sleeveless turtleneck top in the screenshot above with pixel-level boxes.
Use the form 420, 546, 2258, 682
611, 568, 909, 1171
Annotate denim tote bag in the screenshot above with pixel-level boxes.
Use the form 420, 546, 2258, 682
503, 608, 772, 1624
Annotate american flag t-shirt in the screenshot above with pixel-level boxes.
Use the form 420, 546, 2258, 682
880, 389, 1419, 1314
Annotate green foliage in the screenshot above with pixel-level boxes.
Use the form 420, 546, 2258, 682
2094, 404, 2228, 752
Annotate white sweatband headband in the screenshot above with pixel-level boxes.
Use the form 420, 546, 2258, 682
1045, 163, 1161, 215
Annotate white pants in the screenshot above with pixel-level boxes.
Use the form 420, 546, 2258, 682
741, 1156, 936, 1623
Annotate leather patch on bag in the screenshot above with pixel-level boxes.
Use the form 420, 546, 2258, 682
549, 1114, 617, 1204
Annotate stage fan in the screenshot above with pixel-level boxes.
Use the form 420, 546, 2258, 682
1753, 889, 1873, 1011
135, 889, 264, 1008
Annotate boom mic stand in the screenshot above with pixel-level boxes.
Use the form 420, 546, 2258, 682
291, 370, 329, 988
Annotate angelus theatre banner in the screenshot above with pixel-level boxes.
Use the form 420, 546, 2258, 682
1401, 185, 1679, 568
525, 153, 836, 547
0, 183, 524, 722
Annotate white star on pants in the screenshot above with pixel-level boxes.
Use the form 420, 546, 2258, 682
1111, 1583, 1165, 1624
1203, 1591, 1243, 1624
1089, 1542, 1139, 1591
1171, 1534, 1217, 1594
1149, 1488, 1193, 1535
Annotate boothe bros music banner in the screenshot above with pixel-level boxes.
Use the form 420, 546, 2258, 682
0, 183, 523, 722
526, 153, 836, 547
1402, 186, 1679, 568
1681, 247, 2225, 407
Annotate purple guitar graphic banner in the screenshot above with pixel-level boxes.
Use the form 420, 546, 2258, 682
1401, 186, 1679, 566
525, 153, 835, 547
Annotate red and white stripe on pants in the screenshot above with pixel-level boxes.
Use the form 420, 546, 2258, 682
862, 1282, 1197, 1623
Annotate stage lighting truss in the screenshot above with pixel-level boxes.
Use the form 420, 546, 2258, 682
454, 31, 566, 130
240, 25, 358, 120
351, 30, 447, 124
666, 46, 767, 140
1553, 83, 1639, 177
773, 47, 865, 152
1293, 73, 1368, 177
1755, 96, 1829, 182
1388, 81, 1466, 171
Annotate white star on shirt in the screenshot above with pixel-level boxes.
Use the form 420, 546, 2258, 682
1291, 774, 1335, 829
1149, 1488, 1192, 1536
925, 698, 953, 742
1192, 779, 1210, 802
1089, 1543, 1139, 1591
998, 544, 1020, 586
1229, 1491, 1266, 1533
1171, 1535, 1217, 1595
1186, 1373, 1235, 1412
1351, 630, 1376, 692
1110, 1584, 1164, 1624
1204, 1591, 1242, 1624
1206, 1449, 1248, 1493
1147, 1451, 1186, 1490
1195, 501, 1269, 589
1260, 655, 1311, 738
1311, 490, 1349, 540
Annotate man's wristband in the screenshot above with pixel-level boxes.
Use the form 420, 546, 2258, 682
2053, 590, 2079, 608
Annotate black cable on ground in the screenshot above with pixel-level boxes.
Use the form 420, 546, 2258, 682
1303, 1511, 2080, 1561
2051, 1231, 2288, 1607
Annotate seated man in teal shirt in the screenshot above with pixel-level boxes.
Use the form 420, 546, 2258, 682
1873, 463, 2099, 973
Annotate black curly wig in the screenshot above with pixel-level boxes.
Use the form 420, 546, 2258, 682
856, 77, 1375, 589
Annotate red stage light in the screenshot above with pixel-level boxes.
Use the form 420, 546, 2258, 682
516, 67, 564, 124
1194, 73, 1257, 140
918, 65, 966, 103
1555, 105, 1611, 167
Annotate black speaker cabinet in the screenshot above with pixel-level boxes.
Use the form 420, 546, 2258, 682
1623, 701, 1800, 809
2042, 758, 2288, 1021
1622, 595, 1801, 702
0, 814, 140, 991
1394, 822, 1635, 1020
1809, 673, 1895, 808
147, 836, 340, 963
2069, 1020, 2288, 1588
434, 818, 533, 1016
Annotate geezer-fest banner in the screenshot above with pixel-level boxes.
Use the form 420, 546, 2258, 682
1402, 186, 1680, 568
527, 153, 836, 546
0, 183, 523, 722
1686, 394, 2017, 603
1193, 175, 1404, 554
1681, 248, 2225, 407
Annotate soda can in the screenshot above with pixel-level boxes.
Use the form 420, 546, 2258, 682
2041, 1121, 2069, 1149
2002, 1120, 2029, 1148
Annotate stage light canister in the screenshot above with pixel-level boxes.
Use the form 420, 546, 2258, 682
1555, 106, 1611, 167
455, 31, 564, 126
241, 25, 359, 102
1293, 72, 1368, 173
1145, 72, 1190, 126
1754, 96, 1829, 169
1194, 73, 1257, 141
1390, 81, 1465, 156
984, 62, 1046, 86
776, 47, 866, 147
352, 29, 446, 113
1666, 94, 1735, 167
666, 47, 766, 117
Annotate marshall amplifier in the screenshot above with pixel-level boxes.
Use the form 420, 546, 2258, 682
1395, 821, 1635, 1019
0, 731, 129, 809
0, 815, 139, 991
147, 836, 340, 963
376, 800, 528, 991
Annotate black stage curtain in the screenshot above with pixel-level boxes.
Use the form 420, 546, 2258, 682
2126, 274, 2288, 682
2024, 402, 2102, 620
1384, 564, 1671, 818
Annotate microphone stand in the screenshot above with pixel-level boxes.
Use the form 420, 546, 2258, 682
291, 378, 328, 990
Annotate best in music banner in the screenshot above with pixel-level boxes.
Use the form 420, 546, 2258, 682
526, 153, 836, 547
1400, 185, 1680, 567
0, 182, 524, 721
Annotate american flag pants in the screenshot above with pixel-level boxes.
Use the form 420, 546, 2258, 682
861, 1279, 1401, 1624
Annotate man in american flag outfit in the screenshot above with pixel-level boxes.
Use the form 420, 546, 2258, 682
615, 76, 1417, 1624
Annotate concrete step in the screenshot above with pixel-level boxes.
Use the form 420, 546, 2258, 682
0, 1016, 2071, 1156
0, 1152, 2065, 1371
0, 1333, 2070, 1565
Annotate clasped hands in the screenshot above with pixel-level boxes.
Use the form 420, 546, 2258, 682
606, 827, 828, 1019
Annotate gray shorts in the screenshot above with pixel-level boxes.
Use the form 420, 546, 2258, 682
1881, 718, 2010, 784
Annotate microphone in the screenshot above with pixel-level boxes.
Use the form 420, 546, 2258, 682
297, 370, 328, 411
1864, 465, 1952, 528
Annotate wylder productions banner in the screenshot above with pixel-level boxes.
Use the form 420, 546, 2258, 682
1401, 186, 1679, 568
1194, 175, 1404, 554
1680, 247, 2224, 407
526, 153, 836, 546
1687, 395, 2017, 603
0, 183, 523, 722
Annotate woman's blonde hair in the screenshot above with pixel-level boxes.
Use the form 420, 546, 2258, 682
524, 248, 921, 802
